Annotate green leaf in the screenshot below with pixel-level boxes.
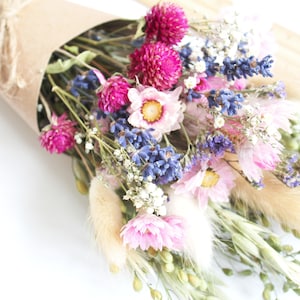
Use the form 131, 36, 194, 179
63, 45, 79, 55
133, 17, 145, 40
46, 51, 97, 74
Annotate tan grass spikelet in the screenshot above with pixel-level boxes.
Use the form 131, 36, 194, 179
231, 171, 300, 231
89, 177, 127, 271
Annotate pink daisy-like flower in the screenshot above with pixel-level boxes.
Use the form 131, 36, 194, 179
145, 2, 188, 45
97, 75, 131, 113
120, 213, 184, 251
40, 113, 77, 154
128, 42, 182, 91
127, 86, 184, 140
172, 156, 236, 207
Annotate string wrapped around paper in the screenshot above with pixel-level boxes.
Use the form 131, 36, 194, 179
0, 0, 116, 132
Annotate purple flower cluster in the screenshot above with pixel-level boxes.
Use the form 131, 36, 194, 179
69, 70, 100, 97
220, 55, 273, 81
199, 134, 235, 157
111, 117, 182, 184
274, 153, 300, 188
207, 89, 244, 116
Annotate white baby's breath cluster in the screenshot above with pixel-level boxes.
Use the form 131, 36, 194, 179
124, 182, 167, 215
240, 104, 280, 146
114, 148, 168, 215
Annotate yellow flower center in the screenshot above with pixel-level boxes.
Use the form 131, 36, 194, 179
201, 169, 220, 188
141, 100, 163, 123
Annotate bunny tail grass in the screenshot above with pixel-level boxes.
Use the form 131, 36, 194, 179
232, 171, 300, 231
89, 176, 127, 271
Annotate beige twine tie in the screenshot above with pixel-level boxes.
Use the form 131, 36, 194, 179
0, 0, 31, 95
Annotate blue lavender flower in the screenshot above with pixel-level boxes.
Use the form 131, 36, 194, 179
238, 40, 248, 55
274, 81, 287, 99
142, 145, 183, 184
69, 70, 100, 97
110, 118, 156, 148
187, 89, 202, 101
258, 55, 273, 77
221, 55, 273, 81
274, 153, 300, 188
179, 44, 193, 69
203, 55, 219, 76
221, 56, 259, 81
208, 89, 244, 116
200, 134, 235, 157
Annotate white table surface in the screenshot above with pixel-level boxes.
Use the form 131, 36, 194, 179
1, 1, 300, 299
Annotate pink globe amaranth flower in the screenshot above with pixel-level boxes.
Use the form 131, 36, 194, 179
127, 86, 184, 141
40, 113, 77, 154
194, 76, 211, 92
97, 75, 131, 113
128, 42, 182, 91
145, 2, 188, 46
120, 213, 184, 251
172, 157, 236, 207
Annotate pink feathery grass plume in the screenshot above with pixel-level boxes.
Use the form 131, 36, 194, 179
145, 2, 188, 46
127, 85, 184, 140
120, 213, 185, 251
97, 75, 131, 113
172, 156, 236, 207
128, 42, 182, 91
40, 113, 76, 154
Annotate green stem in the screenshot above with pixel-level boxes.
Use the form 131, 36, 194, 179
71, 42, 126, 70
76, 35, 134, 46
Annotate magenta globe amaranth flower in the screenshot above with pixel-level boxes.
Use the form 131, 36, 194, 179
145, 2, 188, 45
128, 42, 182, 91
97, 75, 131, 113
40, 113, 77, 154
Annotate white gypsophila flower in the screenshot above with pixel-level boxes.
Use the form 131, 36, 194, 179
74, 132, 84, 144
184, 76, 197, 89
85, 140, 94, 153
214, 115, 225, 128
194, 60, 206, 73
124, 182, 167, 215
37, 103, 43, 112
91, 127, 98, 134
214, 53, 225, 65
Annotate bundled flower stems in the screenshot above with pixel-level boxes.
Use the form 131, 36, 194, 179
1, 0, 300, 299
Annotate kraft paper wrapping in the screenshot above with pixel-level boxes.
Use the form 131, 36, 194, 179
0, 0, 116, 133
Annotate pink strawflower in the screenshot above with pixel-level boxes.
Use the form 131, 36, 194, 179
97, 75, 131, 113
162, 215, 185, 251
231, 78, 247, 90
120, 213, 184, 251
237, 141, 281, 183
236, 98, 296, 182
145, 2, 188, 45
172, 156, 236, 207
127, 86, 184, 140
40, 113, 76, 154
128, 42, 182, 91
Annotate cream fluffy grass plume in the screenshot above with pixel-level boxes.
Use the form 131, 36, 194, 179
4, 0, 300, 299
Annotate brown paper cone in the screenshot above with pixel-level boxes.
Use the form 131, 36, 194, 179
1, 0, 116, 133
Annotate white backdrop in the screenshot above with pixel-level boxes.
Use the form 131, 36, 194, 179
0, 1, 299, 299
